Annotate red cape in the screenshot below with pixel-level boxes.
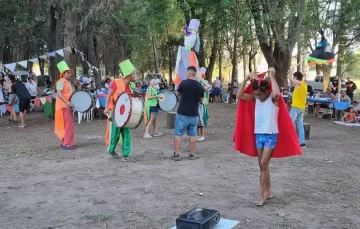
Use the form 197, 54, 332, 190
233, 80, 302, 158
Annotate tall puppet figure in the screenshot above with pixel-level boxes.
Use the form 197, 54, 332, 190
173, 19, 200, 88
197, 67, 210, 141
104, 59, 137, 161
55, 61, 75, 150
234, 68, 302, 206
307, 30, 335, 66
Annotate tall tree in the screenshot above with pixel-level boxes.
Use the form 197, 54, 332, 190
250, 0, 307, 86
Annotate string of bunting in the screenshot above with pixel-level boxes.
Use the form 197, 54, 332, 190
1, 46, 100, 73
0, 94, 57, 114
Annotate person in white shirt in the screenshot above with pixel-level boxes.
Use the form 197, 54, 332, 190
26, 74, 38, 111
237, 67, 281, 206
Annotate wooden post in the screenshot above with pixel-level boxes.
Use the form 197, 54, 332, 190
308, 104, 314, 114
296, 123, 310, 140
167, 111, 176, 129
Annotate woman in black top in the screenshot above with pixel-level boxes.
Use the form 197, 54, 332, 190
331, 75, 339, 94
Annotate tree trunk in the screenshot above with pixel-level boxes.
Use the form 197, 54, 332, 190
48, 0, 62, 83
63, 0, 77, 77
207, 29, 219, 82
88, 34, 102, 89
229, 0, 240, 103
3, 36, 13, 64
218, 48, 223, 81
316, 65, 321, 75
151, 35, 159, 73
321, 65, 331, 92
39, 58, 45, 76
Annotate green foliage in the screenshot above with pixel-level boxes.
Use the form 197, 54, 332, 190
342, 52, 360, 78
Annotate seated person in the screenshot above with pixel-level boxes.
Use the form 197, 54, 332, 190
336, 90, 351, 103
225, 83, 236, 103
315, 88, 336, 115
344, 108, 358, 123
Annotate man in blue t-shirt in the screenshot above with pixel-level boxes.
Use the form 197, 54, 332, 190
172, 66, 204, 161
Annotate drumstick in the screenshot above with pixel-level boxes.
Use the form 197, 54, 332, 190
106, 113, 112, 121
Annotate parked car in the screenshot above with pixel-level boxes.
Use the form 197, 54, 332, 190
305, 75, 346, 92
13, 71, 29, 83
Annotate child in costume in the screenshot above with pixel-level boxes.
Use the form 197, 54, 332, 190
234, 68, 302, 206
54, 61, 75, 150
197, 67, 210, 141
104, 59, 136, 161
143, 78, 163, 138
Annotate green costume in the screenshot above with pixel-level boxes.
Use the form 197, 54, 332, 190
144, 86, 158, 126
107, 111, 132, 156
105, 59, 136, 158
201, 79, 209, 127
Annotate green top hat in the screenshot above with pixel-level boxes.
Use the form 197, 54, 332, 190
57, 61, 71, 73
119, 59, 135, 77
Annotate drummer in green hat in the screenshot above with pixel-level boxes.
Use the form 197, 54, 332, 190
104, 59, 137, 161
54, 60, 75, 150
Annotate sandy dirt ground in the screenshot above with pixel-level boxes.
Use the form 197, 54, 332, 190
1, 103, 360, 229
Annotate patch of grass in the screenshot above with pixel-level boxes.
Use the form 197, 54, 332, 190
85, 213, 114, 222
7, 186, 21, 190
93, 199, 106, 205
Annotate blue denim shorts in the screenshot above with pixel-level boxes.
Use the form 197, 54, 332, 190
174, 114, 199, 137
255, 134, 278, 149
150, 106, 159, 114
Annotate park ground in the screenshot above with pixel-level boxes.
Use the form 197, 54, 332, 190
0, 103, 360, 229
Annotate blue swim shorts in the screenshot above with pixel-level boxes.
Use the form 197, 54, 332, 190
174, 114, 199, 137
255, 134, 278, 149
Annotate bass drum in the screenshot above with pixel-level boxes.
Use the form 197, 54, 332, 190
113, 93, 143, 129
70, 91, 93, 112
158, 90, 177, 112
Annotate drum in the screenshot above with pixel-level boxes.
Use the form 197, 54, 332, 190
70, 91, 93, 112
158, 90, 177, 112
113, 93, 143, 128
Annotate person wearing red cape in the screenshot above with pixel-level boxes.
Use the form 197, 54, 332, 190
234, 68, 302, 206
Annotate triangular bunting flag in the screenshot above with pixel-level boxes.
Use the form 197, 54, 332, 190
48, 52, 56, 57
39, 54, 48, 60
40, 97, 46, 105
29, 58, 39, 63
46, 95, 52, 103
18, 60, 28, 69
87, 61, 92, 68
4, 63, 17, 72
52, 94, 57, 99
64, 46, 72, 53
55, 49, 64, 57
34, 98, 41, 108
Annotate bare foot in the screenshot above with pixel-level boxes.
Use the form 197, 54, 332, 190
255, 198, 265, 206
265, 192, 273, 200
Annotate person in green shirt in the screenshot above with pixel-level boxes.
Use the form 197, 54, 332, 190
143, 78, 163, 138
197, 67, 211, 141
